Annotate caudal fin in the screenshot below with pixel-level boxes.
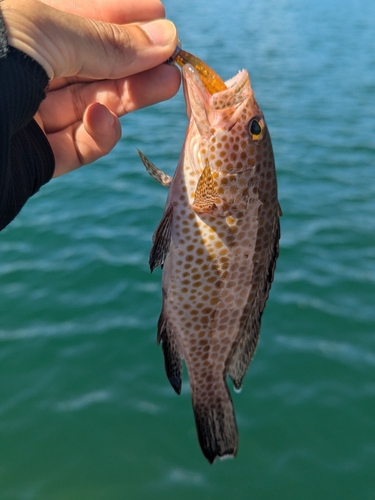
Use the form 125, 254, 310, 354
192, 380, 238, 464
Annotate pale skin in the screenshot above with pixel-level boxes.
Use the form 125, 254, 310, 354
1, 0, 180, 176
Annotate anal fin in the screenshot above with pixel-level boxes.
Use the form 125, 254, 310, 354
137, 149, 172, 187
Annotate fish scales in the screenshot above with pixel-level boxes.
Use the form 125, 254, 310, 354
139, 63, 281, 463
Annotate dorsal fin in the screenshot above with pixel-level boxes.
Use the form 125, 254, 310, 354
228, 217, 280, 389
149, 204, 173, 272
191, 161, 224, 215
137, 149, 172, 187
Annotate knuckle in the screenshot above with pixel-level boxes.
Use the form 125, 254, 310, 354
99, 23, 136, 77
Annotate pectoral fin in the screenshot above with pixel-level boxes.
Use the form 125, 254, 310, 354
149, 204, 173, 272
191, 162, 225, 215
137, 149, 172, 187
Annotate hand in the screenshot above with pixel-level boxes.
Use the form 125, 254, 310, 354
1, 0, 180, 176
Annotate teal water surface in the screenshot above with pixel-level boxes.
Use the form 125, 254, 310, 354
1, 0, 375, 498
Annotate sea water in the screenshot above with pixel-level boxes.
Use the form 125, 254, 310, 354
1, 0, 374, 498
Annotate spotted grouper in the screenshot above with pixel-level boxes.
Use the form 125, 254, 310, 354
138, 49, 281, 463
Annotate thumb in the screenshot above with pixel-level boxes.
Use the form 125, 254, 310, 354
2, 0, 178, 79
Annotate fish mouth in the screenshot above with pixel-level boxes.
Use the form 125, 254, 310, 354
183, 64, 251, 108
182, 64, 252, 138
168, 47, 252, 127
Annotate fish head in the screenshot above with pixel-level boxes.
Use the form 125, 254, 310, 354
182, 64, 273, 177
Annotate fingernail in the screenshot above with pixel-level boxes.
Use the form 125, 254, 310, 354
106, 110, 115, 127
141, 20, 176, 46
96, 103, 114, 127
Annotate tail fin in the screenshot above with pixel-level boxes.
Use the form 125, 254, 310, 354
192, 379, 238, 464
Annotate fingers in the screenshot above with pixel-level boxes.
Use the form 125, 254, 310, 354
38, 64, 181, 133
50, 102, 122, 177
2, 0, 178, 79
122, 63, 181, 111
41, 63, 180, 176
38, 0, 166, 24
2, 0, 180, 178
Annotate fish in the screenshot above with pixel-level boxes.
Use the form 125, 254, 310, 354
138, 51, 281, 463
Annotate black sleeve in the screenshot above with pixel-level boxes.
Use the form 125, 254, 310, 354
0, 9, 55, 231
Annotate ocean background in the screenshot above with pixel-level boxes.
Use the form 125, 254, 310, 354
1, 0, 375, 498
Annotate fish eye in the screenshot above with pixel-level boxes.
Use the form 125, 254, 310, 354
248, 118, 262, 137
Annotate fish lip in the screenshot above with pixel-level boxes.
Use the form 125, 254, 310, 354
212, 70, 251, 108
224, 69, 249, 89
182, 64, 209, 97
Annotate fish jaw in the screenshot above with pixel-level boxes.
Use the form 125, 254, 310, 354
182, 64, 257, 140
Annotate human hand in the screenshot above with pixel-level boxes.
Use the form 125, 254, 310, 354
1, 0, 180, 176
